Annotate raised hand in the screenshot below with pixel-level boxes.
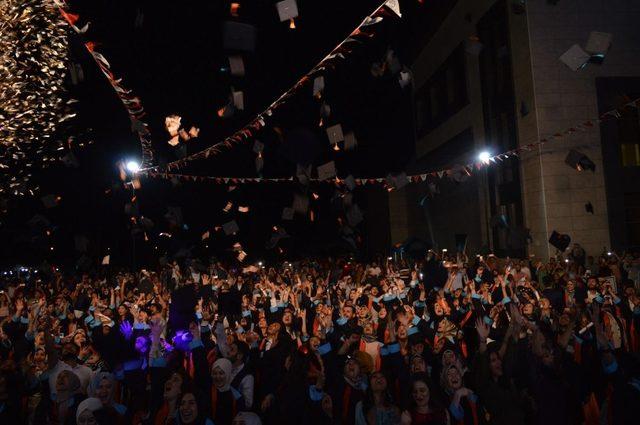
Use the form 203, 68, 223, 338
15, 298, 24, 313
189, 321, 201, 341
119, 321, 133, 340
150, 317, 164, 339
475, 317, 490, 342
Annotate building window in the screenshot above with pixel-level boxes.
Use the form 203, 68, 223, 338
621, 144, 640, 167
415, 43, 468, 136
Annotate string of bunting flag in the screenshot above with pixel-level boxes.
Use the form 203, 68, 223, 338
54, 0, 155, 168
140, 95, 640, 188
141, 0, 403, 173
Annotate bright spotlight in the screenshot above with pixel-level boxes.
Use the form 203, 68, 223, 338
126, 160, 140, 173
478, 151, 491, 163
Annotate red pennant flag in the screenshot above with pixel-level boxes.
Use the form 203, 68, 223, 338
60, 9, 80, 25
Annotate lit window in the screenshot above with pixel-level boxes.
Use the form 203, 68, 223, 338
621, 144, 640, 167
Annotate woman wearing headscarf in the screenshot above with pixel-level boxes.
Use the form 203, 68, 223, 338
55, 370, 86, 425
210, 358, 243, 425
232, 411, 262, 425
76, 397, 102, 425
88, 372, 127, 422
441, 364, 485, 425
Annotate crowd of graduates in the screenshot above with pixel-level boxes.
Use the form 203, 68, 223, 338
0, 247, 639, 424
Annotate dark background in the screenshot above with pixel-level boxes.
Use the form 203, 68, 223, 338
0, 0, 454, 269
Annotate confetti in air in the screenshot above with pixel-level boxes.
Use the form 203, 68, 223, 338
0, 0, 76, 195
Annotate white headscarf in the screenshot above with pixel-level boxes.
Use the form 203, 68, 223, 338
212, 358, 233, 392
234, 411, 262, 425
76, 397, 102, 422
88, 372, 116, 405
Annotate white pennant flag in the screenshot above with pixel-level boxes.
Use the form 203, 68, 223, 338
385, 0, 401, 17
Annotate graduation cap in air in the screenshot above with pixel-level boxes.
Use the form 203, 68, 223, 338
399, 70, 412, 88
125, 202, 139, 216
385, 49, 402, 74
548, 230, 571, 252
326, 124, 344, 146
317, 161, 336, 181
253, 140, 264, 154
228, 55, 245, 76
222, 21, 256, 52
223, 220, 240, 235
320, 102, 331, 120
140, 216, 154, 230
41, 194, 60, 209
276, 0, 298, 22
282, 207, 294, 221
232, 90, 244, 110
296, 164, 312, 185
292, 194, 309, 214
559, 44, 590, 71
386, 173, 409, 190
266, 227, 289, 249
61, 152, 79, 168
585, 31, 612, 64
313, 76, 325, 98
344, 132, 358, 151
346, 204, 364, 227
585, 201, 594, 214
344, 175, 357, 191
76, 255, 92, 272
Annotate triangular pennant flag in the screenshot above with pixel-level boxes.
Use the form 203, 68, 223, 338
313, 76, 325, 97
385, 0, 402, 17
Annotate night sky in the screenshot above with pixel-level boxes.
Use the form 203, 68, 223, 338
0, 0, 451, 269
